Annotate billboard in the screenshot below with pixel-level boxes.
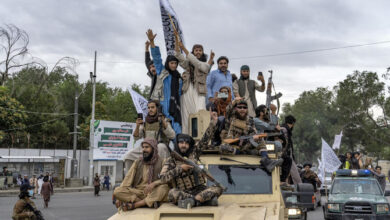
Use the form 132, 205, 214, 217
92, 120, 137, 160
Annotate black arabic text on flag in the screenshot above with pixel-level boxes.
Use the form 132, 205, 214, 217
159, 0, 185, 56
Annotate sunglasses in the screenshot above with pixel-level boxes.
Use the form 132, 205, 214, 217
236, 106, 247, 109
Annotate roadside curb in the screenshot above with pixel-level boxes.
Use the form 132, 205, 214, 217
0, 186, 94, 197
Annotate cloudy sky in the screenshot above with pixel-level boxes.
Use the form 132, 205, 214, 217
1, 0, 390, 107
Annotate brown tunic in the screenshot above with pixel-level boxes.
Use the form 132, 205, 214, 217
41, 182, 52, 201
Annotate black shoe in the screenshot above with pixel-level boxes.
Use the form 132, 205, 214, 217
261, 157, 283, 173
178, 198, 196, 209
153, 201, 160, 209
202, 197, 218, 206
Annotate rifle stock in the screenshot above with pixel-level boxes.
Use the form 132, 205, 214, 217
222, 133, 270, 144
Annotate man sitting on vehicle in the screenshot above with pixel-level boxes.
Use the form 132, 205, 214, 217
218, 99, 283, 172
123, 100, 175, 172
300, 162, 321, 192
159, 134, 223, 209
113, 138, 169, 211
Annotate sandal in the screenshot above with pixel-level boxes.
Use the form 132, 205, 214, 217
122, 202, 135, 211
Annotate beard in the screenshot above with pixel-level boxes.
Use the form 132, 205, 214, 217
143, 150, 154, 162
235, 111, 247, 120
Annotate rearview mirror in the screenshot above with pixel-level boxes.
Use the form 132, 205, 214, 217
385, 190, 390, 196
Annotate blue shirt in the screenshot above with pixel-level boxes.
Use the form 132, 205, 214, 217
151, 46, 182, 134
206, 69, 234, 103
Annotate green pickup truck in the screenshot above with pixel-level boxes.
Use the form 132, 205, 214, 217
324, 169, 390, 220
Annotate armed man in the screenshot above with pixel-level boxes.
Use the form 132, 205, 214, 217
123, 100, 175, 172
158, 134, 223, 209
233, 65, 265, 117
216, 98, 283, 172
12, 184, 43, 220
113, 138, 169, 211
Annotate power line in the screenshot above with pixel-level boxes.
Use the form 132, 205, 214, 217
230, 40, 390, 60
1, 115, 74, 132
42, 39, 390, 64
0, 106, 76, 116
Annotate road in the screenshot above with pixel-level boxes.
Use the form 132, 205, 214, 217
0, 190, 117, 220
1, 190, 389, 219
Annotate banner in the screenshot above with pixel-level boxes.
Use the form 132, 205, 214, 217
159, 0, 185, 55
321, 138, 342, 173
92, 120, 136, 160
128, 88, 148, 120
317, 158, 324, 183
332, 131, 343, 150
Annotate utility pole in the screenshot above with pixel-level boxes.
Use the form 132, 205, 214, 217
70, 89, 79, 178
89, 51, 97, 186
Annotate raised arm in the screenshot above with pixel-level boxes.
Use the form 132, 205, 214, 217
147, 29, 163, 75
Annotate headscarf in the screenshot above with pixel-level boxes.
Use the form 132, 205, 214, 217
145, 100, 160, 124
141, 138, 159, 184
174, 134, 195, 158
164, 55, 182, 125
214, 86, 232, 117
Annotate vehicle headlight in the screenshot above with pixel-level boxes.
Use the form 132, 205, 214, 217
376, 204, 389, 213
266, 144, 275, 151
288, 208, 301, 216
327, 203, 341, 212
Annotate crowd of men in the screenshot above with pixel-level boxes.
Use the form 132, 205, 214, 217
111, 29, 299, 211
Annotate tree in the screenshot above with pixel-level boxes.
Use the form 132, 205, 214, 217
0, 24, 29, 85
0, 86, 27, 144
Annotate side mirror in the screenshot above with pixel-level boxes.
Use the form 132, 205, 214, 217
385, 190, 390, 196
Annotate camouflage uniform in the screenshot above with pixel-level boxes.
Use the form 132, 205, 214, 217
159, 152, 222, 204
218, 100, 265, 155
12, 198, 37, 220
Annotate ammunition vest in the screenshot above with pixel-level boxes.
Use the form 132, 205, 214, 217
144, 121, 168, 144
173, 160, 206, 191
227, 118, 248, 138
237, 79, 257, 110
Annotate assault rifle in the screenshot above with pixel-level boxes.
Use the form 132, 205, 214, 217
25, 202, 44, 220
223, 132, 281, 146
265, 70, 282, 125
167, 147, 227, 192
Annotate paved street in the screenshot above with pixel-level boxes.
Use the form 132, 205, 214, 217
1, 190, 389, 219
0, 191, 117, 220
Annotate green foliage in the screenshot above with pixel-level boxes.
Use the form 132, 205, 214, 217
1, 66, 150, 150
283, 70, 390, 163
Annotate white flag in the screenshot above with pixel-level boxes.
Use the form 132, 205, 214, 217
332, 131, 343, 150
159, 0, 185, 55
321, 138, 342, 173
317, 158, 324, 183
128, 88, 148, 120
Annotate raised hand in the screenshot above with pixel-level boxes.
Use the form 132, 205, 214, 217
146, 29, 157, 47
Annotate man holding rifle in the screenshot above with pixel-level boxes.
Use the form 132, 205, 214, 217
219, 99, 283, 172
159, 134, 223, 209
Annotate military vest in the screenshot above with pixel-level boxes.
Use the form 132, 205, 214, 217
172, 159, 206, 191
237, 79, 257, 110
227, 118, 248, 139
143, 121, 168, 144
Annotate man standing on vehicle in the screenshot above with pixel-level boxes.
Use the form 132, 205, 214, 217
369, 166, 386, 193
113, 138, 169, 211
206, 56, 234, 105
159, 134, 223, 209
233, 65, 265, 117
123, 100, 175, 172
12, 184, 40, 220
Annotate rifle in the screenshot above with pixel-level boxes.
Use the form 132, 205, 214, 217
167, 146, 227, 192
25, 202, 44, 220
265, 70, 282, 125
223, 132, 281, 146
